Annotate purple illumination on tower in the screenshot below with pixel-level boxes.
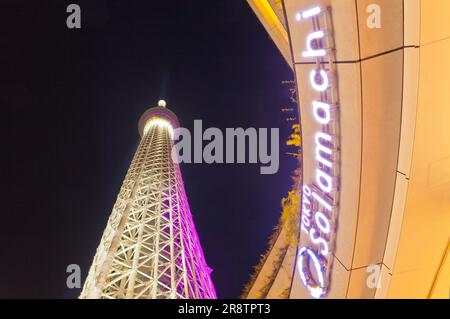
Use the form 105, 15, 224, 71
80, 101, 216, 299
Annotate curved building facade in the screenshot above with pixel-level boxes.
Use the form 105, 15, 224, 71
247, 0, 450, 299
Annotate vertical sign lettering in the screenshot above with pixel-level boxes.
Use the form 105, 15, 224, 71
294, 6, 341, 299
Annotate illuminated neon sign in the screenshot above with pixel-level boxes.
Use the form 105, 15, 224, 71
294, 6, 340, 299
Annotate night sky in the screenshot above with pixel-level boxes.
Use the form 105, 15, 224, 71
1, 0, 295, 298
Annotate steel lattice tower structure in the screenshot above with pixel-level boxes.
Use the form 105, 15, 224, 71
80, 101, 216, 299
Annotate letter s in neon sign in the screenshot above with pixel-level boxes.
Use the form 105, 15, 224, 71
297, 247, 326, 299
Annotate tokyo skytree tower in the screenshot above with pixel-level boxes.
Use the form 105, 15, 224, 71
80, 100, 216, 299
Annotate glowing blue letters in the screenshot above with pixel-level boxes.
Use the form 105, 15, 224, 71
295, 5, 341, 299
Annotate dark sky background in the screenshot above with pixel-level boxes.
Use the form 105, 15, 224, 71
1, 0, 295, 298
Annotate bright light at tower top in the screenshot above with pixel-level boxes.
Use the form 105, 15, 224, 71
143, 117, 174, 136
138, 100, 179, 137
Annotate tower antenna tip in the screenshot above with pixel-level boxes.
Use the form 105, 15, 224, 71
158, 100, 167, 107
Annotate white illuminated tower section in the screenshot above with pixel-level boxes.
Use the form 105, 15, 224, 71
80, 100, 216, 299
